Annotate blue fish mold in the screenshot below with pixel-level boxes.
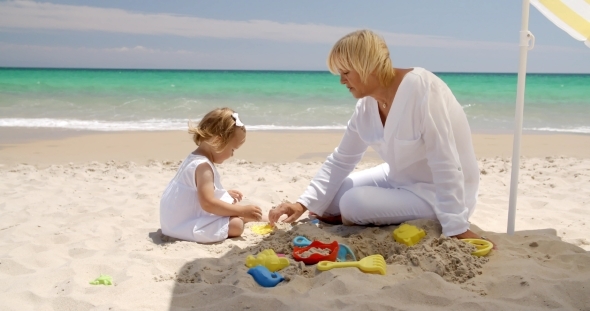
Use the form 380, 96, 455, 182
247, 266, 285, 287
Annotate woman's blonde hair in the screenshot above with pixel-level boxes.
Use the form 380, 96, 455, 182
327, 29, 395, 86
188, 107, 246, 152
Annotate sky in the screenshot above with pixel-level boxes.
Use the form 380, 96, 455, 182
0, 0, 589, 73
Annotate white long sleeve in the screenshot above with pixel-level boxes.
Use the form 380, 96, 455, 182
297, 103, 368, 215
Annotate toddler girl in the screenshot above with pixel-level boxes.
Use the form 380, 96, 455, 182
160, 107, 262, 243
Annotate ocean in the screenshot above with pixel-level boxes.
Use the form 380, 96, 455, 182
0, 68, 589, 134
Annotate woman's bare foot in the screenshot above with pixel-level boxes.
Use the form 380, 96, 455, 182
309, 212, 343, 225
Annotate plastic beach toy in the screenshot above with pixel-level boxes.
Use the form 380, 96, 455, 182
248, 266, 285, 287
251, 223, 274, 235
393, 224, 426, 246
245, 249, 290, 272
293, 236, 355, 262
461, 239, 493, 257
337, 243, 357, 262
293, 240, 339, 265
89, 274, 113, 285
293, 236, 312, 247
317, 254, 386, 275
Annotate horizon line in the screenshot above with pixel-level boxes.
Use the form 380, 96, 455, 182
1, 66, 589, 75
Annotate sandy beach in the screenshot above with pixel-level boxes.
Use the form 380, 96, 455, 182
1, 130, 589, 310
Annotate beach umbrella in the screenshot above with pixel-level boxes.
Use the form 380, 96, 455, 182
531, 0, 590, 47
507, 0, 590, 235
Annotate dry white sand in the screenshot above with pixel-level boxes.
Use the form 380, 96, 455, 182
0, 131, 589, 310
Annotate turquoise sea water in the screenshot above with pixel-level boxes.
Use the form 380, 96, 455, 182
0, 68, 589, 133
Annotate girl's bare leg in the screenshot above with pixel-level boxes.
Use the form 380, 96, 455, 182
227, 217, 245, 238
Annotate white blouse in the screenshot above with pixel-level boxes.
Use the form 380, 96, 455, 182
297, 68, 479, 237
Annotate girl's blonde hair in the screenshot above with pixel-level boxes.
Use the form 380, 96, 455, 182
327, 29, 395, 86
188, 107, 246, 152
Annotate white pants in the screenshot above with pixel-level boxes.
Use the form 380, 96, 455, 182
324, 163, 437, 225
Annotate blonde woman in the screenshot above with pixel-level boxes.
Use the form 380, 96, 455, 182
269, 30, 487, 242
160, 108, 262, 243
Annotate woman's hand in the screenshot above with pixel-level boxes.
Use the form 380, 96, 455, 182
227, 189, 243, 203
268, 201, 306, 226
452, 229, 497, 249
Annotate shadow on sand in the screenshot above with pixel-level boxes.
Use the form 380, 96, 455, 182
158, 222, 590, 311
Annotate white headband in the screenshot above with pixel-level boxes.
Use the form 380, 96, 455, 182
232, 112, 244, 127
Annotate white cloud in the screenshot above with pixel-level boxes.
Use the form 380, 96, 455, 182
0, 42, 192, 54
0, 0, 520, 50
0, 42, 216, 68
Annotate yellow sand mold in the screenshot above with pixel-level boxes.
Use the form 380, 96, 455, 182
245, 249, 290, 272
251, 223, 274, 235
461, 238, 493, 257
392, 224, 426, 246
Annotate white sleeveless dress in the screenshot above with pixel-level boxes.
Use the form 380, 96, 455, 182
160, 154, 234, 243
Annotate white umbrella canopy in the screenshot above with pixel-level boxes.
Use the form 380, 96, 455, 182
507, 0, 590, 235
531, 0, 590, 47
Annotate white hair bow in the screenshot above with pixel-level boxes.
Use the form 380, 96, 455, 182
232, 112, 244, 127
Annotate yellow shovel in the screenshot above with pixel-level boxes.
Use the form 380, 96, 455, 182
317, 254, 386, 275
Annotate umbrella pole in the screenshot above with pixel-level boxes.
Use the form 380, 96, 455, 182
508, 0, 533, 235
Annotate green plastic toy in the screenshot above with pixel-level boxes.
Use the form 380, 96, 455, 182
89, 274, 113, 285
245, 249, 290, 272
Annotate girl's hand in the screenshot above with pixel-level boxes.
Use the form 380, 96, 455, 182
241, 205, 262, 221
227, 190, 243, 203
